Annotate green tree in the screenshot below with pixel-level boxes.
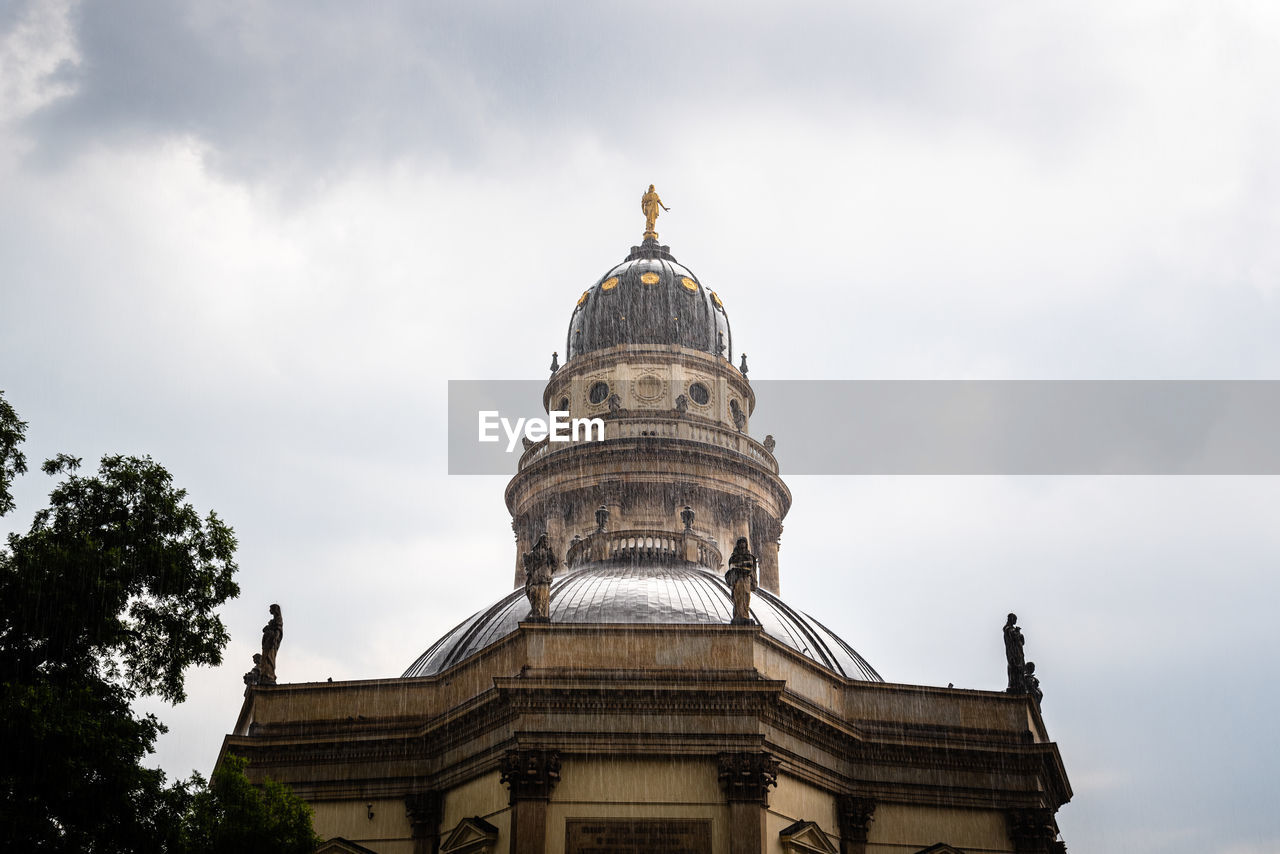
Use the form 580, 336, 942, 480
178, 755, 322, 854
0, 390, 245, 851
0, 389, 27, 516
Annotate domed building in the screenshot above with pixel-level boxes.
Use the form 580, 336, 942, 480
220, 198, 1070, 854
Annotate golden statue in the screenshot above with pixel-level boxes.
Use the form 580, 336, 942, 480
641, 184, 669, 240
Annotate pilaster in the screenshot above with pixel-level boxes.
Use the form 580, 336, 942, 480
1007, 808, 1064, 854
500, 749, 561, 854
718, 752, 779, 854
405, 791, 443, 854
835, 795, 875, 854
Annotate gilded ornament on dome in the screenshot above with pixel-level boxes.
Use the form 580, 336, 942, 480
709, 290, 724, 308
576, 291, 589, 306
600, 276, 619, 291
680, 277, 698, 291
640, 184, 669, 239
640, 272, 661, 285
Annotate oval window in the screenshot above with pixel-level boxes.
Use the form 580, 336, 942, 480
589, 382, 610, 405
689, 382, 710, 406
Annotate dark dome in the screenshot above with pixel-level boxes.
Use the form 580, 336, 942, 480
566, 241, 732, 361
403, 563, 881, 681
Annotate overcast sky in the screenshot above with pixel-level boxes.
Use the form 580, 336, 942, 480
3, 2, 1279, 852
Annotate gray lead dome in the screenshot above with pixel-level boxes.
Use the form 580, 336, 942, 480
566, 240, 732, 361
403, 563, 882, 681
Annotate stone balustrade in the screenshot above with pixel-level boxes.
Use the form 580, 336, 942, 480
516, 416, 778, 474
565, 528, 723, 572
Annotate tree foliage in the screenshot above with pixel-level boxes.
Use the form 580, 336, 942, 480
3, 451, 239, 703
0, 391, 315, 851
0, 389, 27, 517
178, 755, 322, 854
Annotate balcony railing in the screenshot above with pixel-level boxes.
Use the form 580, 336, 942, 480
516, 416, 778, 474
565, 528, 723, 572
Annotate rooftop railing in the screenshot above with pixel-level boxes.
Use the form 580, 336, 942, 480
565, 527, 723, 572
516, 416, 778, 474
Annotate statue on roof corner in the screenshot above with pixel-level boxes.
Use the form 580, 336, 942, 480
641, 184, 669, 239
258, 604, 283, 685
523, 533, 558, 622
725, 538, 758, 625
1004, 612, 1042, 704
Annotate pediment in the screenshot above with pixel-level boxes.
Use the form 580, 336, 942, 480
440, 816, 500, 854
915, 845, 966, 854
315, 838, 379, 854
779, 819, 839, 854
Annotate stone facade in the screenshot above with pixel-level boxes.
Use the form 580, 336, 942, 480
218, 228, 1070, 853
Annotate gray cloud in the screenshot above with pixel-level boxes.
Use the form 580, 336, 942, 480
25, 1, 1137, 184
4, 3, 1280, 853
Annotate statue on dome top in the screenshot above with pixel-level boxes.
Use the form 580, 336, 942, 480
641, 184, 669, 240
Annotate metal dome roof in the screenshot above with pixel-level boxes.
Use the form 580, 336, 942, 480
402, 563, 881, 681
565, 240, 732, 361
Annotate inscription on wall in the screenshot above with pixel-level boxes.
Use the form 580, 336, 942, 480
565, 818, 712, 854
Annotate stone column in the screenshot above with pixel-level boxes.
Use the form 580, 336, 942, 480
756, 538, 780, 594
500, 749, 561, 854
750, 518, 781, 594
511, 516, 528, 589
835, 795, 876, 854
404, 791, 443, 854
1006, 808, 1064, 854
717, 752, 779, 854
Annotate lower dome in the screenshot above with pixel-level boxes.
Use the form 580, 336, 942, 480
403, 563, 881, 681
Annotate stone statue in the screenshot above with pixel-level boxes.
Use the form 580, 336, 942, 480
522, 533, 558, 621
763, 435, 776, 453
1003, 613, 1025, 692
1004, 612, 1045, 701
549, 351, 559, 373
724, 537, 757, 625
641, 184, 669, 238
1023, 661, 1043, 705
681, 505, 695, 532
243, 653, 262, 687
607, 393, 621, 415
675, 394, 688, 414
595, 505, 610, 533
259, 604, 283, 685
739, 353, 749, 376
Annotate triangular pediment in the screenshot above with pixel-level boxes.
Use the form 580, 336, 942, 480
315, 838, 380, 854
440, 816, 500, 854
779, 819, 839, 854
915, 845, 966, 854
